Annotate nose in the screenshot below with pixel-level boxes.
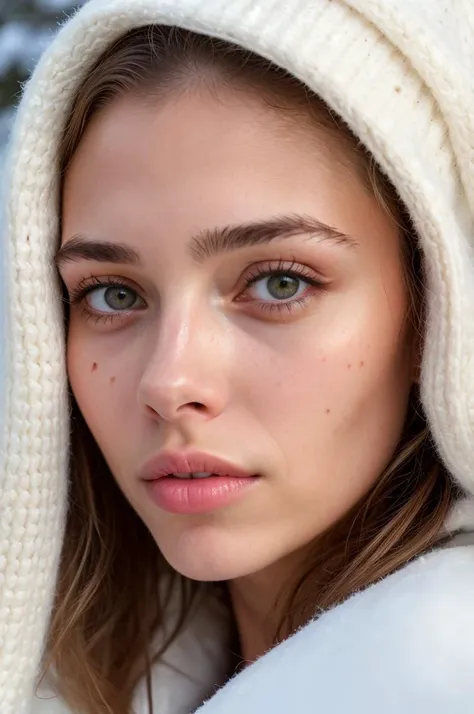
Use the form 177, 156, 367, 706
137, 303, 230, 424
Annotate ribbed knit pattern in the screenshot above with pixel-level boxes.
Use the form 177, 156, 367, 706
1, 1, 473, 711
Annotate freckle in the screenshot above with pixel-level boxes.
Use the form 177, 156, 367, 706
360, 361, 365, 367
347, 363, 352, 369
92, 362, 98, 372
322, 357, 327, 363
395, 86, 401, 93
326, 408, 331, 414
110, 376, 116, 384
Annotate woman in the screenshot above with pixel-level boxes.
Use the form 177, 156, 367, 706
1, 1, 474, 712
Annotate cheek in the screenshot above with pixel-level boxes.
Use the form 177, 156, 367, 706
243, 321, 409, 425
241, 291, 412, 493
66, 325, 127, 446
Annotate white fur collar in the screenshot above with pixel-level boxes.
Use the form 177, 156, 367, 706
32, 543, 474, 713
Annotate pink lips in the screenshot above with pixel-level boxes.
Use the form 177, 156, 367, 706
141, 450, 260, 515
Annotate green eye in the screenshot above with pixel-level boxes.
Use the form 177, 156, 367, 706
265, 274, 300, 300
102, 286, 138, 310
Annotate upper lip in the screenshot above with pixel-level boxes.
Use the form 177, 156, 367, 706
140, 450, 254, 481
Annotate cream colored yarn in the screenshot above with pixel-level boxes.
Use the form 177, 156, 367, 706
1, 1, 474, 712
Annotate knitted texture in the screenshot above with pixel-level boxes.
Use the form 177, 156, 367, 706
1, 1, 473, 711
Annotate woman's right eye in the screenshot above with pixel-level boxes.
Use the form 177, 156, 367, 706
86, 285, 143, 313
67, 277, 146, 323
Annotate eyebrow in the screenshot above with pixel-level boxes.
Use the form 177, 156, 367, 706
54, 213, 357, 269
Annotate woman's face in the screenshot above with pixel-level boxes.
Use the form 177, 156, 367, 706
59, 88, 415, 582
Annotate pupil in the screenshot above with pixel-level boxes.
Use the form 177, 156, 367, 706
105, 287, 135, 310
267, 274, 299, 299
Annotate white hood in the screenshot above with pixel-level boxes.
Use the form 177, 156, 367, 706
2, 1, 474, 712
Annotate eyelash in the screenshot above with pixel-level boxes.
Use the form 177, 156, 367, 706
67, 275, 141, 325
238, 260, 324, 315
66, 260, 325, 324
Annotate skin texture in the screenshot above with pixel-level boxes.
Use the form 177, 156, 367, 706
59, 88, 415, 660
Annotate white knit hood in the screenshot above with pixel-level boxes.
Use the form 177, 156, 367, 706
1, 1, 474, 712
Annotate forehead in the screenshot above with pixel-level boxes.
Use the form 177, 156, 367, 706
61, 91, 399, 262
64, 87, 363, 188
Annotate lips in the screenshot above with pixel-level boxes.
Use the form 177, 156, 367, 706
140, 450, 254, 482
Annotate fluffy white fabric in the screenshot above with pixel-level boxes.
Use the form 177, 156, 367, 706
2, 0, 474, 710
31, 544, 474, 713
196, 544, 474, 714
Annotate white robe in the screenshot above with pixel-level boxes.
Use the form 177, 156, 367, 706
31, 542, 474, 713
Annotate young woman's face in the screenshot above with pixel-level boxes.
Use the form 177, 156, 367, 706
59, 88, 415, 582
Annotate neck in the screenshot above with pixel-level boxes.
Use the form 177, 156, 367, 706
228, 574, 277, 665
227, 553, 304, 665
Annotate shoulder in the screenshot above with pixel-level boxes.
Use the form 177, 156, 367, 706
310, 541, 474, 670
29, 582, 233, 714
197, 544, 474, 714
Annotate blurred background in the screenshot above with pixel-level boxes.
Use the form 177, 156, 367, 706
0, 0, 83, 164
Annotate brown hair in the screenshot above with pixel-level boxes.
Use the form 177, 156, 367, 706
45, 25, 458, 713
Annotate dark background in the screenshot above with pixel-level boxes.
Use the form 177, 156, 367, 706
0, 0, 81, 158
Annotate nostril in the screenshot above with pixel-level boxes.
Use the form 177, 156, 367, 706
183, 401, 207, 412
143, 400, 209, 421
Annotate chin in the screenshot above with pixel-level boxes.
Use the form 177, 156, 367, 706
151, 521, 277, 582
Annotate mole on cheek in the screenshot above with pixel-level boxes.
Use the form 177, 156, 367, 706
110, 376, 116, 384
325, 408, 331, 415
92, 362, 98, 372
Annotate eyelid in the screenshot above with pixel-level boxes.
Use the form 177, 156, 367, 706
238, 259, 326, 294
65, 275, 147, 327
66, 259, 326, 325
233, 259, 327, 320
67, 275, 143, 304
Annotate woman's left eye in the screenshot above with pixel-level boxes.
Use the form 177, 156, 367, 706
248, 273, 307, 301
238, 263, 324, 314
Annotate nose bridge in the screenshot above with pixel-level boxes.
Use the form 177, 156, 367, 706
159, 299, 198, 366
138, 293, 227, 420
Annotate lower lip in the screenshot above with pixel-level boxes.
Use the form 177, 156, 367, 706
145, 475, 260, 514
